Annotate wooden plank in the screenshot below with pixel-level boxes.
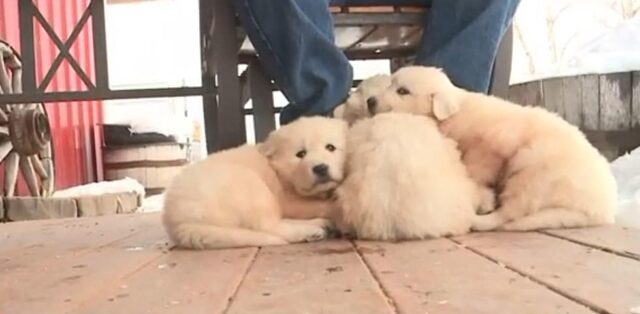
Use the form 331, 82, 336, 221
562, 76, 582, 126
633, 71, 640, 128
72, 248, 258, 314
4, 197, 78, 221
507, 81, 543, 107
0, 214, 161, 278
542, 226, 640, 260
76, 194, 119, 217
599, 73, 631, 131
456, 232, 640, 314
580, 75, 600, 130
0, 217, 169, 314
75, 193, 139, 217
0, 213, 159, 257
357, 239, 592, 314
542, 78, 564, 116
226, 241, 394, 314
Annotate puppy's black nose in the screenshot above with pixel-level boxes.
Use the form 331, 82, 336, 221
312, 164, 330, 178
366, 97, 377, 114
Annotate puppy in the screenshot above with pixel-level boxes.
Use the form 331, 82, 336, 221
337, 112, 493, 240
333, 72, 494, 216
372, 66, 617, 231
333, 74, 392, 124
163, 117, 348, 249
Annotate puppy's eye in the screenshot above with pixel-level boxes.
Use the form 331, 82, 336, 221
326, 144, 336, 152
295, 150, 307, 159
396, 87, 410, 95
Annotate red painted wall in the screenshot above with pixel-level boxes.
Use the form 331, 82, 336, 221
1, 0, 104, 194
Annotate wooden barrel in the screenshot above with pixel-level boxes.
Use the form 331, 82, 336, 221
104, 143, 188, 195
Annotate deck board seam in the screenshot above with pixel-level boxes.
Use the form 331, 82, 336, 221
353, 241, 400, 314
221, 247, 260, 314
447, 237, 609, 314
538, 230, 640, 261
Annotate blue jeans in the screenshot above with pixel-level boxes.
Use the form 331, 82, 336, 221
234, 0, 520, 124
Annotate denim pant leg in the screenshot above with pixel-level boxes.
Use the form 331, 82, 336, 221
233, 0, 353, 125
415, 0, 520, 93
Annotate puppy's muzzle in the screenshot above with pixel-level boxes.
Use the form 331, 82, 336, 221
366, 97, 377, 115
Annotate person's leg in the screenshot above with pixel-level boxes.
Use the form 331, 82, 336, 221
415, 0, 520, 93
233, 0, 353, 124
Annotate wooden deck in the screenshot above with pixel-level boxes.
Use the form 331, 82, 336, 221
1, 213, 639, 314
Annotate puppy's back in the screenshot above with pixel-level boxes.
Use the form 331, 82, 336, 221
341, 113, 476, 240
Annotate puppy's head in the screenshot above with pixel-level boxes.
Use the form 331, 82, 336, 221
371, 66, 464, 121
259, 117, 348, 197
333, 74, 392, 124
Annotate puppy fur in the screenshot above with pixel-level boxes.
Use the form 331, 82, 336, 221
163, 117, 348, 249
333, 74, 392, 124
337, 112, 494, 240
372, 66, 617, 231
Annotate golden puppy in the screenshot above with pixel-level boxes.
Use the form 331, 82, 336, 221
372, 66, 617, 231
337, 112, 494, 240
163, 117, 347, 249
333, 74, 392, 124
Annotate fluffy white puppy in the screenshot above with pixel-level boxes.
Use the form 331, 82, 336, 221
163, 117, 348, 249
372, 66, 617, 231
337, 112, 494, 240
333, 74, 392, 124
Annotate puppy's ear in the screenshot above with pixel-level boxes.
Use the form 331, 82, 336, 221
258, 137, 276, 158
432, 92, 460, 121
333, 102, 362, 125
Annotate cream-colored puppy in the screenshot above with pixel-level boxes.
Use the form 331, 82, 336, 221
163, 117, 347, 249
337, 112, 493, 240
333, 74, 392, 124
371, 66, 617, 231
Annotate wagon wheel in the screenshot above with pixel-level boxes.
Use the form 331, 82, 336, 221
0, 40, 55, 197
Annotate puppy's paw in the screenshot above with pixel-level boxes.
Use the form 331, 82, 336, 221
307, 218, 334, 229
274, 222, 328, 243
477, 207, 496, 215
471, 212, 506, 232
326, 226, 355, 239
304, 218, 341, 238
476, 186, 496, 215
261, 236, 290, 246
303, 226, 329, 242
